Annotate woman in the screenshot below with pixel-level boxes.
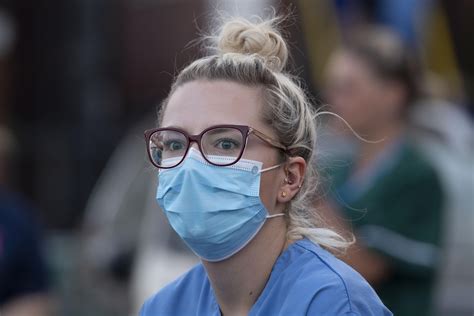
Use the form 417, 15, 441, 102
140, 17, 391, 315
322, 27, 444, 316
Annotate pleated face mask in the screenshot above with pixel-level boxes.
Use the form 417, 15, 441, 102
156, 148, 284, 262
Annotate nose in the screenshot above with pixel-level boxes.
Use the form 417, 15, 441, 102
185, 140, 203, 159
187, 134, 202, 153
189, 141, 200, 150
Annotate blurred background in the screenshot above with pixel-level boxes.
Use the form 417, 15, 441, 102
0, 0, 472, 315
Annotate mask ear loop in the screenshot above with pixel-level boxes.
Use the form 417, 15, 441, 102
257, 163, 287, 218
260, 163, 282, 173
266, 213, 286, 218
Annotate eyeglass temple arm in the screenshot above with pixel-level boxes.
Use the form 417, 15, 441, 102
249, 128, 287, 151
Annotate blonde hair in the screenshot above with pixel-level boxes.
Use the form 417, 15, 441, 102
158, 16, 351, 253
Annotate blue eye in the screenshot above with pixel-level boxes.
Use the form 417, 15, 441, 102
215, 138, 240, 150
164, 140, 186, 152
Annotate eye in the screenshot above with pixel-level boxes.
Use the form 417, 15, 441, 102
164, 139, 186, 152
214, 138, 240, 150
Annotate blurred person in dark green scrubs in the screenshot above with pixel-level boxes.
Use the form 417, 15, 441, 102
319, 26, 444, 316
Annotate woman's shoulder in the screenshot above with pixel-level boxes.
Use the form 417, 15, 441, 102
279, 239, 392, 315
139, 263, 212, 316
287, 239, 368, 287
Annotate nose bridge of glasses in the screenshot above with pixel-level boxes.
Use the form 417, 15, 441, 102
187, 134, 202, 151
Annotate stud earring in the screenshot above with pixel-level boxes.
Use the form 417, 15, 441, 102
281, 191, 287, 198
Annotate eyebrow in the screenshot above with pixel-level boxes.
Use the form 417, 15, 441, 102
160, 125, 187, 132
204, 128, 238, 136
160, 124, 244, 135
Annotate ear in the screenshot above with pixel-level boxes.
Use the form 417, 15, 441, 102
277, 156, 306, 203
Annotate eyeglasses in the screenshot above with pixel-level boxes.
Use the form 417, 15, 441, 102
144, 124, 287, 169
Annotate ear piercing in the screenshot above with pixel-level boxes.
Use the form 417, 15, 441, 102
281, 191, 287, 198
285, 177, 302, 188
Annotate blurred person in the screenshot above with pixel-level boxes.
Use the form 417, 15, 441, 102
330, 0, 466, 108
0, 126, 53, 316
140, 16, 391, 315
0, 7, 53, 316
320, 26, 444, 316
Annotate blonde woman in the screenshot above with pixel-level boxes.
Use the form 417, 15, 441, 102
140, 16, 391, 316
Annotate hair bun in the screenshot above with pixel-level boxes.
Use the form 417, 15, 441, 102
217, 18, 288, 72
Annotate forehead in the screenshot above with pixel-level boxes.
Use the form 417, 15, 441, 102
162, 80, 268, 134
327, 51, 376, 82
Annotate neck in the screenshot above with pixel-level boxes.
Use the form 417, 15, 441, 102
202, 219, 288, 316
356, 120, 404, 172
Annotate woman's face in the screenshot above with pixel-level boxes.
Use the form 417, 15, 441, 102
324, 51, 402, 134
161, 80, 285, 214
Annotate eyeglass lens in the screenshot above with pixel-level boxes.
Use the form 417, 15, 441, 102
148, 127, 245, 168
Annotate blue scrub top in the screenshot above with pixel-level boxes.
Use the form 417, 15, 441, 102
140, 239, 392, 315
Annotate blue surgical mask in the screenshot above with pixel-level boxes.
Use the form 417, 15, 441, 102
156, 148, 284, 262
